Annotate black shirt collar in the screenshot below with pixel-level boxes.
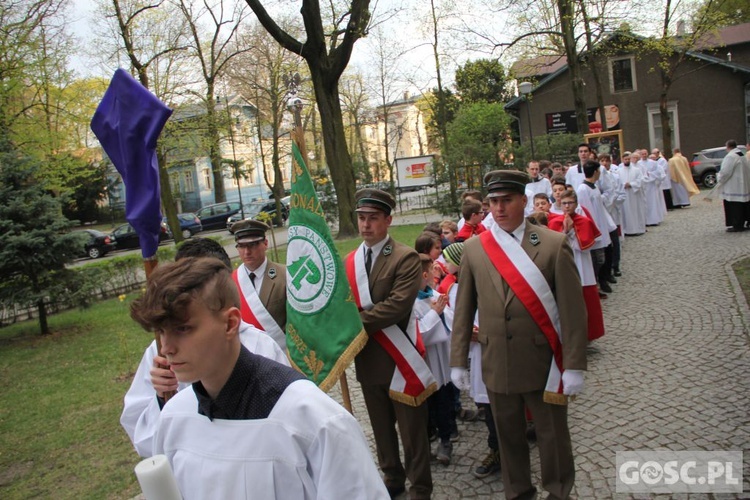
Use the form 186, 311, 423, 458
193, 345, 305, 421
194, 346, 252, 420
583, 180, 596, 189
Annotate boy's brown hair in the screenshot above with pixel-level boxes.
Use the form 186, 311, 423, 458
130, 257, 239, 332
423, 221, 442, 237
418, 253, 433, 273
561, 189, 578, 202
415, 231, 440, 254
550, 175, 567, 188
461, 198, 482, 220
461, 189, 482, 202
533, 192, 549, 202
439, 219, 458, 233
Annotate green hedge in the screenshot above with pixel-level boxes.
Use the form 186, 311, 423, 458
0, 246, 177, 326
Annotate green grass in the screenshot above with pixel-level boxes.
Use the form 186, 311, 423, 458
732, 257, 750, 309
0, 223, 427, 499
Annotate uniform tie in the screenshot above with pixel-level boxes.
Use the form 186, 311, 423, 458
365, 248, 373, 277
249, 272, 256, 289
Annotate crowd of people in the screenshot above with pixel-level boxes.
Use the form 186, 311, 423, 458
118, 140, 748, 500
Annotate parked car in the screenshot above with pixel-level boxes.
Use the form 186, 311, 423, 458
75, 229, 115, 259
163, 213, 202, 239
111, 222, 172, 250
226, 201, 289, 232
195, 202, 241, 231
690, 145, 747, 188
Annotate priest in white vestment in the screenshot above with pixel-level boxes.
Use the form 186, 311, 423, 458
707, 140, 750, 232
617, 152, 646, 236
638, 149, 666, 226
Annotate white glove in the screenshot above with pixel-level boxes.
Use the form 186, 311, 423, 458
562, 369, 584, 396
450, 367, 469, 391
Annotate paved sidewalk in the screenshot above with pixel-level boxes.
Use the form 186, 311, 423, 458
322, 200, 750, 498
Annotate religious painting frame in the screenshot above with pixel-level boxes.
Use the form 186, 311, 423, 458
584, 130, 624, 164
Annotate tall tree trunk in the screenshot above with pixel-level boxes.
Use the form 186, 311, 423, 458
579, 0, 607, 132
309, 66, 357, 237
430, 0, 457, 209
37, 297, 49, 335
557, 0, 589, 134
659, 87, 672, 154
206, 90, 226, 203
158, 149, 183, 243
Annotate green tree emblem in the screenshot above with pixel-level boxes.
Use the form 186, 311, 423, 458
289, 255, 322, 290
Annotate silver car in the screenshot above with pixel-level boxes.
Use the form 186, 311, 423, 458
690, 145, 747, 188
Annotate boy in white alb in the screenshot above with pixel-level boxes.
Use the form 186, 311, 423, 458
576, 161, 616, 294
120, 238, 288, 458
130, 257, 388, 500
413, 254, 456, 465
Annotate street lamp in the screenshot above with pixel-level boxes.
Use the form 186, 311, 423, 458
518, 81, 536, 159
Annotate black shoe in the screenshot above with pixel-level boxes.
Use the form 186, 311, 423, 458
598, 292, 608, 300
613, 269, 622, 277
600, 282, 613, 293
473, 449, 501, 478
727, 227, 745, 233
386, 484, 405, 498
606, 276, 617, 284
436, 440, 453, 465
459, 407, 479, 422
476, 406, 486, 422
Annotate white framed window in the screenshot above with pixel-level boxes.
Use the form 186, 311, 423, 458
646, 101, 680, 151
170, 172, 180, 193
609, 56, 637, 93
183, 171, 195, 192
203, 168, 211, 189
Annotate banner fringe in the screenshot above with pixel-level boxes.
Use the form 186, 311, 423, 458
389, 382, 438, 407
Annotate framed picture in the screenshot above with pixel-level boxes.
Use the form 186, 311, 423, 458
584, 130, 624, 164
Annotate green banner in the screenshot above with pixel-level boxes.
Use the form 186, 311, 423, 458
285, 142, 367, 391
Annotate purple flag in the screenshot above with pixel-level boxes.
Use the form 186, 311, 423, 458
90, 69, 173, 258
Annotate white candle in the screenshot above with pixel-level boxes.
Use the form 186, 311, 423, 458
134, 454, 183, 500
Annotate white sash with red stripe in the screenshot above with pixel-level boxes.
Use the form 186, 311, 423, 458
232, 267, 286, 349
346, 247, 436, 406
480, 225, 568, 405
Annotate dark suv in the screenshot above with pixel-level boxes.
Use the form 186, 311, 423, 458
226, 201, 289, 232
195, 202, 241, 231
690, 145, 747, 188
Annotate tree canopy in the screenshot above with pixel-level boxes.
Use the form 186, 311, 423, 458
454, 59, 514, 104
0, 155, 85, 334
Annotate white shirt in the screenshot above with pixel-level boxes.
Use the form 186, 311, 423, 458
244, 258, 268, 291
120, 322, 288, 458
154, 380, 389, 500
363, 235, 389, 270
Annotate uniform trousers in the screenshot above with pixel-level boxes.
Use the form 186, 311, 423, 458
361, 383, 433, 499
488, 389, 575, 500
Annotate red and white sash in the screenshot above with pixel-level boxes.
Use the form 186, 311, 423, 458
346, 246, 436, 406
479, 226, 568, 405
232, 267, 285, 349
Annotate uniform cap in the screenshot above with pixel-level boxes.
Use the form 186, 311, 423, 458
233, 219, 269, 244
355, 188, 396, 215
484, 170, 531, 197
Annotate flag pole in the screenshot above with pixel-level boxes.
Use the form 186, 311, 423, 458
287, 82, 353, 415
90, 69, 175, 401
